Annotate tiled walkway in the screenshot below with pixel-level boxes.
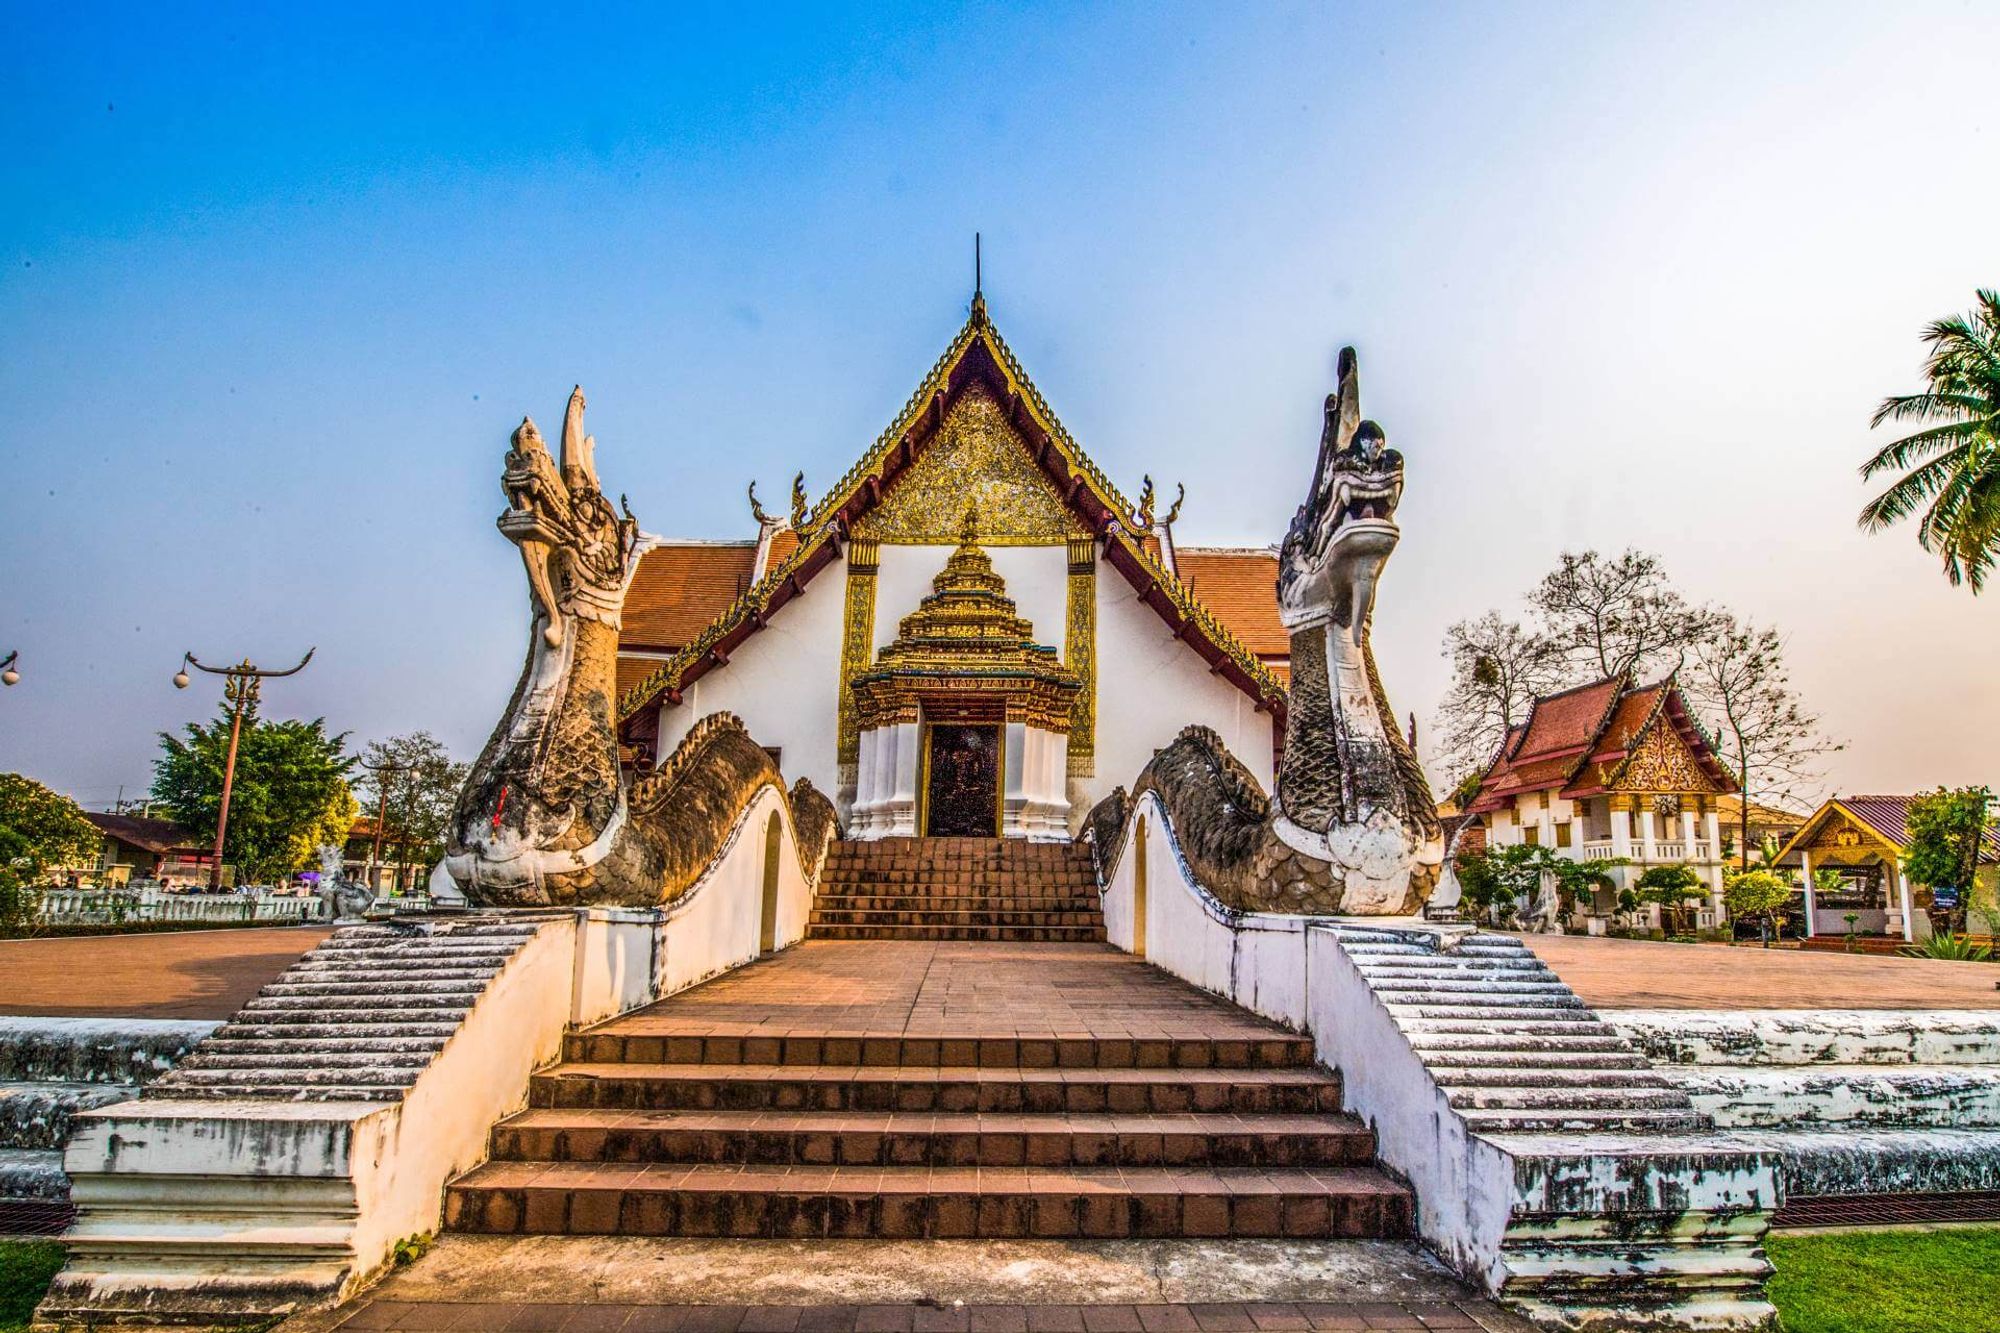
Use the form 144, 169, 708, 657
1524, 933, 2000, 1009
594, 941, 1291, 1048
318, 1299, 1519, 1330
0, 925, 328, 1018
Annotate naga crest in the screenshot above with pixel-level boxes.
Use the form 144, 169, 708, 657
500, 386, 639, 648
1277, 347, 1405, 637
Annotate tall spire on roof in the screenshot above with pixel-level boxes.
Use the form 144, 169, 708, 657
970, 232, 987, 326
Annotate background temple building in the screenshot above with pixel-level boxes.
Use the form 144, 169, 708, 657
1774, 794, 2000, 944
613, 301, 1291, 840
1464, 673, 1739, 928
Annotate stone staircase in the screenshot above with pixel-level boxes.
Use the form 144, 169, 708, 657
148, 918, 549, 1102
809, 837, 1105, 942
445, 942, 1412, 1241
1338, 928, 1701, 1134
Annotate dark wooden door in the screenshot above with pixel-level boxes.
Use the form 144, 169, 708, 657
925, 725, 1000, 837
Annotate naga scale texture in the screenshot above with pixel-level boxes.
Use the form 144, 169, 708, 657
1091, 348, 1441, 915
445, 389, 836, 907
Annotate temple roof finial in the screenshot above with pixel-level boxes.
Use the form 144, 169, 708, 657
970, 232, 987, 325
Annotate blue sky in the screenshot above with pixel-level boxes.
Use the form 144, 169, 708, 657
4, 1, 1996, 807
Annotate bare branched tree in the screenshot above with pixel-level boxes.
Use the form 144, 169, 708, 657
1433, 612, 1568, 794
1530, 550, 1724, 682
1682, 615, 1842, 866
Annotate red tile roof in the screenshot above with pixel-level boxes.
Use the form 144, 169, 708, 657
85, 812, 199, 855
622, 543, 758, 650
1466, 674, 1733, 814
1174, 548, 1289, 658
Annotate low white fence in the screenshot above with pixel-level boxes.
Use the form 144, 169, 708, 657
36, 888, 440, 927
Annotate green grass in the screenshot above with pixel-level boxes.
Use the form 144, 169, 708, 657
1768, 1227, 2000, 1332
0, 1241, 63, 1333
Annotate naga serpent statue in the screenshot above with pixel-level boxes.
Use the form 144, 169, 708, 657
444, 388, 837, 907
1088, 348, 1441, 914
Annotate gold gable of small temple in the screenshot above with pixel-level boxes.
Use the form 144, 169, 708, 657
851, 519, 1081, 734
853, 383, 1086, 545
1609, 716, 1723, 794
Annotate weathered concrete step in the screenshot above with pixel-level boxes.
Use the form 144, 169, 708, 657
531, 1064, 1344, 1115
1385, 1006, 1596, 1023
0, 1082, 131, 1151
1431, 1066, 1677, 1090
201, 1024, 452, 1048
1444, 1085, 1689, 1112
1662, 1063, 2000, 1130
443, 1162, 1410, 1240
259, 980, 491, 998
1409, 1033, 1633, 1055
565, 1032, 1314, 1070
1359, 978, 1572, 997
1380, 992, 1586, 1010
210, 1023, 463, 1042
146, 1083, 405, 1103
0, 1147, 69, 1201
1352, 961, 1548, 978
1416, 1048, 1648, 1072
1611, 1009, 2000, 1068
153, 1063, 420, 1089
173, 1049, 435, 1072
285, 964, 504, 982
0, 1017, 221, 1086
1400, 1019, 1619, 1038
1457, 1107, 1702, 1133
491, 1108, 1378, 1168
238, 994, 474, 1014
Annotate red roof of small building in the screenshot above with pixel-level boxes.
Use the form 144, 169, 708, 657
85, 812, 200, 855
1174, 548, 1289, 658
1466, 674, 1733, 814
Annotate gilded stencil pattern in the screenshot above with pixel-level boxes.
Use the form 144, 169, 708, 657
852, 385, 1086, 545
836, 540, 880, 772
1065, 536, 1096, 775
1612, 721, 1719, 794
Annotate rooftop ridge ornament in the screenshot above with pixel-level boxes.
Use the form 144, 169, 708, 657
970, 232, 987, 325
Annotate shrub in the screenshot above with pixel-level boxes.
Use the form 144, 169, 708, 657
1901, 933, 1994, 962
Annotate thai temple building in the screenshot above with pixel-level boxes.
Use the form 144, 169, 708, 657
612, 295, 1290, 841
1463, 673, 1739, 928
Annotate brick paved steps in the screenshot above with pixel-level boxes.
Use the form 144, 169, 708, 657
564, 1033, 1316, 1069
531, 1064, 1347, 1115
490, 1108, 1378, 1168
809, 838, 1106, 943
444, 1161, 1408, 1240
452, 938, 1410, 1243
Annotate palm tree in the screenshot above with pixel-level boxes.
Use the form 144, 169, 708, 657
1858, 289, 2000, 591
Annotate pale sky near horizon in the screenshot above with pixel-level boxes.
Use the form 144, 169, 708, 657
2, 1, 1995, 811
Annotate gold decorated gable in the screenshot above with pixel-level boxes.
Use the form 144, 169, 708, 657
1804, 809, 1892, 861
1609, 718, 1722, 795
853, 385, 1085, 545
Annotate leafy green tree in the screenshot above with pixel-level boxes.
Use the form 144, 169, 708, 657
1859, 290, 2000, 591
356, 732, 468, 887
1636, 863, 1708, 935
152, 703, 356, 884
1725, 868, 1793, 946
1902, 786, 1994, 931
0, 773, 101, 932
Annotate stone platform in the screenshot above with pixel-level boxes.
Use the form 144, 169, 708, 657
276, 1236, 1531, 1332
0, 926, 329, 1019
1522, 933, 2000, 1010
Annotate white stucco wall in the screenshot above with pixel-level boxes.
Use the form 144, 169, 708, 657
1087, 570, 1277, 816
654, 783, 813, 995
653, 550, 848, 800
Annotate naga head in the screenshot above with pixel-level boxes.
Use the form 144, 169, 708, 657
499, 386, 638, 648
1277, 347, 1405, 638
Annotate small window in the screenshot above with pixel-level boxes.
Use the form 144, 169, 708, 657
1555, 822, 1573, 849
1523, 825, 1541, 847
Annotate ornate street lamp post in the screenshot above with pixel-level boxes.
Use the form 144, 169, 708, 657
1, 651, 19, 687
173, 648, 316, 891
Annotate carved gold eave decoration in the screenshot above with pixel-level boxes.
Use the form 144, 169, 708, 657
1773, 800, 1903, 867
1606, 713, 1724, 795
617, 303, 1287, 725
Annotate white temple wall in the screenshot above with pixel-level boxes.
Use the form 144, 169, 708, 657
1087, 572, 1277, 818
652, 550, 847, 800
873, 544, 1068, 653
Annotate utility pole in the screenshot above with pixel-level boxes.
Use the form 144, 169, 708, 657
174, 648, 316, 891
358, 757, 408, 893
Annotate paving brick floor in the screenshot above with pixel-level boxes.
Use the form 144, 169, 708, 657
1523, 932, 2000, 1009
595, 941, 1291, 1045
0, 925, 330, 1018
320, 1299, 1521, 1331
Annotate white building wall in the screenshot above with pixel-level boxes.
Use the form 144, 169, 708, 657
1086, 565, 1277, 818
653, 550, 848, 801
